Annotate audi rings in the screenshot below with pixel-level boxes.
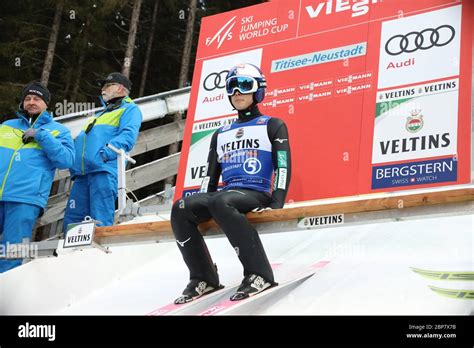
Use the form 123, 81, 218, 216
203, 70, 229, 91
385, 25, 455, 56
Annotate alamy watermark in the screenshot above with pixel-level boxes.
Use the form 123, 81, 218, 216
55, 99, 96, 117
18, 322, 55, 341
325, 241, 367, 258
219, 150, 258, 164
0, 242, 38, 259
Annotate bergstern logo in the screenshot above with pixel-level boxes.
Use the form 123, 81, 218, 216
306, 0, 379, 19
385, 25, 455, 56
206, 16, 237, 49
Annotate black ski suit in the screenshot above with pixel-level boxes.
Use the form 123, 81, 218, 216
171, 105, 291, 286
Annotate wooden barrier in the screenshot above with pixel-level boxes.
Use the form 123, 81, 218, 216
94, 186, 474, 243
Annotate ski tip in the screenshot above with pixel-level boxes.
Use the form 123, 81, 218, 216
271, 263, 283, 270
310, 260, 331, 269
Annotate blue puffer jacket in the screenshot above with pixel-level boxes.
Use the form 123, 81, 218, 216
70, 96, 142, 178
0, 110, 75, 209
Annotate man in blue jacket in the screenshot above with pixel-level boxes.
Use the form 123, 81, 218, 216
64, 73, 142, 229
0, 82, 75, 273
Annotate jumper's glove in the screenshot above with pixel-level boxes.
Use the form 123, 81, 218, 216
22, 128, 37, 144
251, 207, 272, 214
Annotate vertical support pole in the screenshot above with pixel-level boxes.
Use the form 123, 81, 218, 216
117, 149, 127, 215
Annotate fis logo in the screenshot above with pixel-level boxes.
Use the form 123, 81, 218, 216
205, 16, 236, 49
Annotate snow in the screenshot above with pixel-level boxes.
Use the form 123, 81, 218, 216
1, 211, 471, 315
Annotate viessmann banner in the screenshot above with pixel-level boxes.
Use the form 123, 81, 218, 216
175, 0, 472, 202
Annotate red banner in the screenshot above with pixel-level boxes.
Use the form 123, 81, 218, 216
175, 0, 472, 203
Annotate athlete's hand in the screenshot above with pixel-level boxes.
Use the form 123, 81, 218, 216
251, 207, 272, 214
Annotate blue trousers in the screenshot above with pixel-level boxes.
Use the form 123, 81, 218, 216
0, 201, 41, 273
63, 172, 117, 231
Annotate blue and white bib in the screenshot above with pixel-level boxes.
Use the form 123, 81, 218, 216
217, 116, 273, 192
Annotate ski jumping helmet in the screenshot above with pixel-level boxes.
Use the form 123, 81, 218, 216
225, 63, 267, 105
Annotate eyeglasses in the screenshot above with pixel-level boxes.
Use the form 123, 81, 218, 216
225, 76, 261, 96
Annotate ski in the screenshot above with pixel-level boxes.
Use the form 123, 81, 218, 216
410, 267, 474, 281
147, 285, 237, 316
429, 285, 474, 300
198, 260, 330, 316
147, 263, 284, 316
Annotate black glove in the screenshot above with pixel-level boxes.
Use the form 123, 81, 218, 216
22, 128, 37, 144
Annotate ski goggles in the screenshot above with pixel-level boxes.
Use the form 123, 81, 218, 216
225, 76, 265, 95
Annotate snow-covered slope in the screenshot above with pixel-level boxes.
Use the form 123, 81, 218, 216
1, 211, 471, 315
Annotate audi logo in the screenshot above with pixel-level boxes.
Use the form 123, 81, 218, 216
385, 25, 455, 56
203, 70, 229, 91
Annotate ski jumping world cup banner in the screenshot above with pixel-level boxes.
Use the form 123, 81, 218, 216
175, 0, 472, 203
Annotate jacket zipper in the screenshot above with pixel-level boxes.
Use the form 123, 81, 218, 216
0, 146, 23, 200
80, 102, 119, 175
81, 136, 86, 175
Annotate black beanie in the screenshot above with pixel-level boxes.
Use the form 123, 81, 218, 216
21, 82, 51, 105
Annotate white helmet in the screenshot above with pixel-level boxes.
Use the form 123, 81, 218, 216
225, 63, 267, 103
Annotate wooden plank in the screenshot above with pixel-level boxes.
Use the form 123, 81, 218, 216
139, 193, 164, 206
94, 187, 474, 241
47, 177, 72, 206
54, 169, 70, 181
199, 187, 474, 229
47, 191, 69, 206
37, 200, 67, 226
137, 188, 169, 206
129, 120, 185, 156
127, 153, 180, 191
96, 221, 171, 237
